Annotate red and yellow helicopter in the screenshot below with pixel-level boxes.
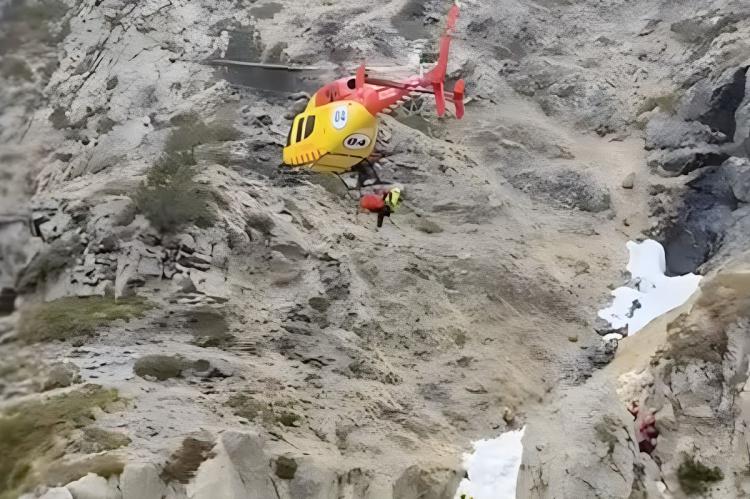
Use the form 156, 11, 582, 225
281, 3, 465, 178
210, 3, 465, 225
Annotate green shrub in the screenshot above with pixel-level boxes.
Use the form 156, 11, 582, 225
0, 384, 119, 498
133, 151, 218, 233
164, 114, 240, 155
677, 455, 724, 495
17, 296, 153, 343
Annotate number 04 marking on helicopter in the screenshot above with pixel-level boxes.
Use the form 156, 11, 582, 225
280, 2, 465, 175
332, 106, 348, 129
344, 133, 370, 150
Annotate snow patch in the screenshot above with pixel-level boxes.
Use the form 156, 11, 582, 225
597, 240, 702, 335
454, 427, 525, 499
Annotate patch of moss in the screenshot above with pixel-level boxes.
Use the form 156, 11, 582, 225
74, 427, 131, 453
17, 296, 153, 344
677, 455, 724, 495
226, 394, 301, 427
133, 355, 186, 381
0, 384, 119, 498
133, 355, 210, 381
133, 151, 218, 233
160, 437, 215, 484
227, 394, 275, 424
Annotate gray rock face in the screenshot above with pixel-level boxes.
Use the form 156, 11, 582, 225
509, 169, 611, 213
190, 431, 276, 499
645, 116, 727, 151
519, 378, 650, 499
648, 146, 730, 176
680, 66, 748, 139
723, 156, 750, 203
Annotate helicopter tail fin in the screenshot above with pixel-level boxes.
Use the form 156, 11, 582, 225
452, 79, 465, 119
356, 63, 366, 89
425, 3, 461, 118
425, 2, 458, 86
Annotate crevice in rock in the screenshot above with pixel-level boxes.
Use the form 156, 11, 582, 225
660, 164, 739, 275
697, 66, 748, 139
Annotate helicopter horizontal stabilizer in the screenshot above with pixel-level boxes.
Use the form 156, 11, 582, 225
452, 79, 465, 119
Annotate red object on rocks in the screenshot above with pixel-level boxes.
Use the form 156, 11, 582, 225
629, 402, 659, 454
360, 194, 385, 212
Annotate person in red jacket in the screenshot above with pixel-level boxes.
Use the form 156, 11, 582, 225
360, 187, 402, 227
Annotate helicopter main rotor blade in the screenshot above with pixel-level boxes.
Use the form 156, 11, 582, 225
205, 59, 323, 71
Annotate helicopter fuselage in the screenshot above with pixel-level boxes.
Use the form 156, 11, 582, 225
282, 75, 420, 173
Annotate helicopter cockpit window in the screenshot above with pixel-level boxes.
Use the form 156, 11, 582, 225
303, 116, 316, 139
295, 116, 305, 143
288, 115, 304, 145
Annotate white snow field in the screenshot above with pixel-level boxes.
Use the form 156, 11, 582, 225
454, 427, 526, 499
597, 240, 702, 335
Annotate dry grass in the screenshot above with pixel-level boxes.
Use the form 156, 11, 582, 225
0, 384, 120, 498
17, 296, 153, 343
160, 438, 215, 484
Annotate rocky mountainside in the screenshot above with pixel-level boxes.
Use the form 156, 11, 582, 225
1, 0, 750, 498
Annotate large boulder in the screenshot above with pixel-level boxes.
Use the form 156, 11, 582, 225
645, 115, 728, 151
188, 431, 275, 499
679, 66, 749, 139
647, 146, 730, 176
66, 473, 120, 499
120, 463, 166, 499
721, 157, 750, 203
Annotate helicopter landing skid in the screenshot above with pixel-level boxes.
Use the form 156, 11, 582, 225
349, 160, 393, 190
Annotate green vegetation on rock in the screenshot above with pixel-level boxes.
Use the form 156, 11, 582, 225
164, 112, 241, 155
133, 355, 211, 380
0, 384, 120, 499
226, 394, 302, 427
677, 455, 724, 495
133, 151, 218, 233
76, 427, 131, 453
134, 355, 186, 380
17, 296, 153, 343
